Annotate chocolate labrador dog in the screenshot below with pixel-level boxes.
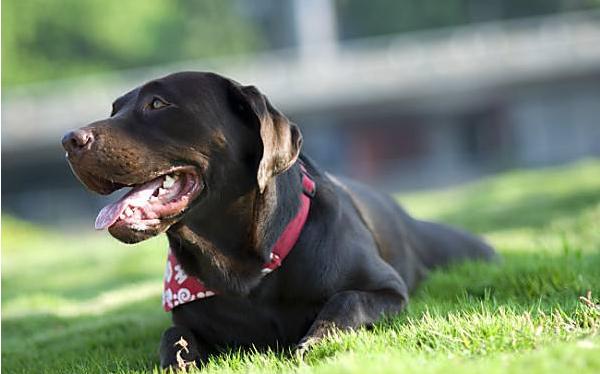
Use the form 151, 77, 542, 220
62, 71, 495, 369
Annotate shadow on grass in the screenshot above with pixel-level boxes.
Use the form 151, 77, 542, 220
5, 249, 598, 373
1, 274, 163, 305
2, 298, 170, 374
407, 249, 600, 316
435, 186, 600, 233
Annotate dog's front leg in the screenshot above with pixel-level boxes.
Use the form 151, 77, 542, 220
296, 289, 407, 355
159, 325, 208, 371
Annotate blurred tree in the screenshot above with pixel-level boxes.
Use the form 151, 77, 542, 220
336, 0, 600, 40
2, 0, 264, 87
4, 0, 600, 87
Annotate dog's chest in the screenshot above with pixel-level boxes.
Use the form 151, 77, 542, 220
172, 295, 320, 349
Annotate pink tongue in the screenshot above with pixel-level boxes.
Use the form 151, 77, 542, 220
95, 178, 164, 230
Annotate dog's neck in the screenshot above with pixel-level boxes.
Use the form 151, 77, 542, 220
166, 163, 303, 295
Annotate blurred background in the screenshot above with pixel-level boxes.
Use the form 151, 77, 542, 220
3, 0, 600, 229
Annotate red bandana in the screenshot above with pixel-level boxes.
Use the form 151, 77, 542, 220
162, 166, 316, 311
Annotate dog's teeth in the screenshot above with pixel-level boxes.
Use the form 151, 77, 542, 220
125, 207, 134, 216
163, 175, 176, 188
158, 188, 167, 195
120, 213, 126, 219
150, 195, 159, 202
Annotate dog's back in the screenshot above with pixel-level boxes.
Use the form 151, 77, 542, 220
328, 173, 495, 292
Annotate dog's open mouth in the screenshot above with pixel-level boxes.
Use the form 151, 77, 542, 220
94, 166, 203, 232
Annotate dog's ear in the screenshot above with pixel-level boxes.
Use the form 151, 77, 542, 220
229, 83, 303, 193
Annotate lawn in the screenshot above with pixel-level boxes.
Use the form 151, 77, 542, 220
2, 159, 600, 373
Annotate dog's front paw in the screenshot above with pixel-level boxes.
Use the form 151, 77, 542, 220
159, 326, 204, 372
295, 336, 321, 359
161, 336, 201, 372
295, 320, 338, 359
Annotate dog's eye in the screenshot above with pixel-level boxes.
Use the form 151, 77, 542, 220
149, 97, 169, 110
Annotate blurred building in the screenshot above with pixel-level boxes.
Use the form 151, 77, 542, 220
3, 3, 600, 226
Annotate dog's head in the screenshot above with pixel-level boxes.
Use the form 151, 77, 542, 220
62, 72, 302, 243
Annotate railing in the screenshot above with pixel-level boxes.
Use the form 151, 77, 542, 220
3, 10, 600, 152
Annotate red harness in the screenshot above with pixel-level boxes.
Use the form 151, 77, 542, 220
162, 165, 316, 312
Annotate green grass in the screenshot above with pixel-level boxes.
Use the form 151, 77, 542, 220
3, 159, 600, 373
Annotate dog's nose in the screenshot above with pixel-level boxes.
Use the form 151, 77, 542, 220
62, 129, 94, 155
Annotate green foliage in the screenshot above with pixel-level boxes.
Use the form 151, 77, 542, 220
5, 0, 600, 87
2, 159, 600, 373
336, 0, 600, 39
1, 0, 264, 87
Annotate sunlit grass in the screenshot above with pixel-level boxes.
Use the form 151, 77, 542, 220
2, 159, 600, 373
